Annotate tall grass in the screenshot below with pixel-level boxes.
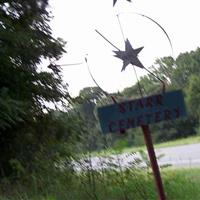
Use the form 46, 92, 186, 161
1, 152, 200, 200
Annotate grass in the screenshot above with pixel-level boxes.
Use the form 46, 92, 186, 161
163, 167, 200, 199
1, 167, 200, 200
154, 135, 200, 148
1, 136, 200, 199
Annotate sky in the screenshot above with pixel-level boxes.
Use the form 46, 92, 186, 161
49, 0, 200, 97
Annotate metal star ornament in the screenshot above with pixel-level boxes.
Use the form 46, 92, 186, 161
113, 0, 131, 7
113, 39, 144, 71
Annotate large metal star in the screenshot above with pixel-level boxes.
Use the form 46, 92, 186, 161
113, 39, 144, 71
113, 0, 131, 7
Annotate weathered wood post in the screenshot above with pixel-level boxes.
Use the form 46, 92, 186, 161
141, 125, 166, 200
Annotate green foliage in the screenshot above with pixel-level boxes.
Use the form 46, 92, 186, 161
122, 84, 142, 98
1, 161, 200, 200
173, 48, 200, 88
72, 87, 108, 152
0, 87, 25, 130
185, 75, 200, 118
0, 0, 72, 178
0, 0, 68, 119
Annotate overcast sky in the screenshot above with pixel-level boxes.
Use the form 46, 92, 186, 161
49, 0, 200, 97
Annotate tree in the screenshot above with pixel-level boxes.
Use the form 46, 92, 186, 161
172, 48, 200, 88
0, 0, 69, 177
186, 75, 200, 119
73, 87, 106, 151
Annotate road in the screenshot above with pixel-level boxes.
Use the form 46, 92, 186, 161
74, 143, 200, 171
156, 143, 200, 167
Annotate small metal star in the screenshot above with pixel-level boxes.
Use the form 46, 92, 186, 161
113, 39, 144, 71
113, 0, 131, 7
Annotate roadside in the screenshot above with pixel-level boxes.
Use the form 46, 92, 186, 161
85, 135, 200, 170
100, 135, 200, 155
157, 142, 200, 168
75, 142, 200, 171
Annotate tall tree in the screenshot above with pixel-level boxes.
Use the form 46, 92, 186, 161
172, 48, 200, 88
186, 75, 200, 119
0, 0, 69, 176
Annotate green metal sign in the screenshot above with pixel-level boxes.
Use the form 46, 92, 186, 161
97, 90, 187, 133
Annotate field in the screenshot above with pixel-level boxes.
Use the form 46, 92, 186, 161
1, 167, 200, 200
1, 136, 200, 200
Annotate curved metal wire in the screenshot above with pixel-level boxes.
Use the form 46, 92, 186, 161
58, 63, 84, 66
117, 12, 174, 58
84, 56, 119, 104
84, 57, 109, 97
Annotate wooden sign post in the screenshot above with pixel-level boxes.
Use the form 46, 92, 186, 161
142, 124, 166, 200
97, 90, 186, 200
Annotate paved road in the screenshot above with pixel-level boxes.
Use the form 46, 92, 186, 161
156, 143, 200, 167
74, 143, 200, 170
